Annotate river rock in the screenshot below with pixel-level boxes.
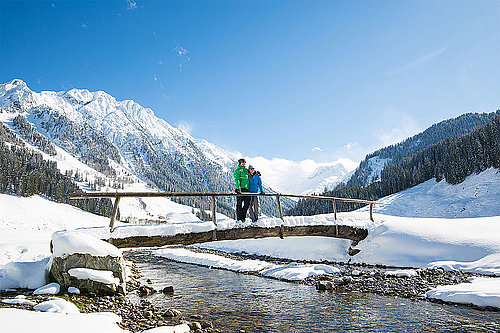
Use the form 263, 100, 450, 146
48, 231, 127, 295
162, 308, 182, 317
162, 286, 175, 293
138, 285, 156, 296
188, 322, 203, 330
316, 281, 333, 290
200, 321, 213, 329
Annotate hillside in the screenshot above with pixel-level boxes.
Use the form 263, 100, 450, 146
347, 110, 500, 187
289, 112, 500, 216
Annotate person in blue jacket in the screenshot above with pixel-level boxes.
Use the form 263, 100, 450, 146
248, 165, 264, 223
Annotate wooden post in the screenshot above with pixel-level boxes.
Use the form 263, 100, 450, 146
276, 194, 284, 239
333, 199, 337, 220
109, 196, 121, 232
211, 195, 217, 241
211, 195, 217, 226
370, 203, 374, 222
332, 199, 338, 236
276, 194, 284, 221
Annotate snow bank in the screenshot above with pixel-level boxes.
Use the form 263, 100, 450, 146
355, 214, 500, 267
0, 194, 115, 290
426, 277, 500, 309
154, 248, 339, 281
68, 268, 120, 285
2, 295, 36, 306
155, 248, 277, 273
68, 286, 81, 294
143, 324, 191, 333
0, 258, 48, 290
33, 282, 60, 295
0, 308, 127, 332
34, 297, 80, 314
52, 231, 122, 258
261, 263, 340, 281
427, 253, 500, 276
384, 269, 418, 278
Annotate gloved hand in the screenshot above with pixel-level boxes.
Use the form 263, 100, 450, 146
260, 191, 265, 195
235, 189, 241, 194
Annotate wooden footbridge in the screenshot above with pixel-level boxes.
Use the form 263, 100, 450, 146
69, 191, 380, 249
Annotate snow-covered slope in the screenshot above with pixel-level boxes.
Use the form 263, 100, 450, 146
0, 79, 237, 173
363, 168, 500, 218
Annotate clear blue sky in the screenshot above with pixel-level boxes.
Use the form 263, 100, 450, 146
1, 0, 499, 162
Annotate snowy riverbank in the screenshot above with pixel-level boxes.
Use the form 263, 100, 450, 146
1, 192, 500, 330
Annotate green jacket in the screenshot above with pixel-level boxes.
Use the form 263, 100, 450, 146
233, 164, 249, 190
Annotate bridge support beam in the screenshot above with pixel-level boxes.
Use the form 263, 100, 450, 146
107, 224, 368, 248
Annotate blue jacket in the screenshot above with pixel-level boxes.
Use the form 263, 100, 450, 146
249, 173, 263, 193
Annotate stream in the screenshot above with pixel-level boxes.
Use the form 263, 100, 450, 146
128, 252, 499, 332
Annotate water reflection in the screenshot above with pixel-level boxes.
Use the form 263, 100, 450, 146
128, 253, 499, 332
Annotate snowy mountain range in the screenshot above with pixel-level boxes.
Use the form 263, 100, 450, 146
0, 79, 354, 217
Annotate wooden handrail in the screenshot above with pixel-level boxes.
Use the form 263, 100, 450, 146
69, 191, 381, 232
69, 191, 381, 205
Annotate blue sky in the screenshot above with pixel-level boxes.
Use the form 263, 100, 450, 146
1, 0, 499, 163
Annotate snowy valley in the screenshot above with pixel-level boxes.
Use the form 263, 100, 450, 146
1, 79, 499, 332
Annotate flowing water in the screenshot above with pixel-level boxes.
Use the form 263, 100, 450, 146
128, 252, 499, 332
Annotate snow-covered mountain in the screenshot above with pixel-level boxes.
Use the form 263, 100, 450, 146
0, 79, 236, 176
0, 79, 245, 218
244, 157, 355, 195
3, 79, 341, 217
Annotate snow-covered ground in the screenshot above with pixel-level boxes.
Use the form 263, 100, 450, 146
365, 168, 500, 218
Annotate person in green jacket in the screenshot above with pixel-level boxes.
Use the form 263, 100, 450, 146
234, 158, 251, 222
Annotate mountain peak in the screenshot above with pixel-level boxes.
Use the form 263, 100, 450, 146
1, 79, 28, 93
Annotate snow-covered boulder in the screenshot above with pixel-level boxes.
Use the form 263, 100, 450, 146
48, 231, 126, 295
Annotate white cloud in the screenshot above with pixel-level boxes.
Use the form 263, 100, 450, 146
312, 147, 322, 152
245, 156, 358, 194
174, 46, 188, 56
126, 0, 137, 10
387, 47, 447, 76
173, 44, 190, 71
336, 158, 358, 172
175, 121, 193, 135
344, 142, 358, 150
375, 115, 421, 147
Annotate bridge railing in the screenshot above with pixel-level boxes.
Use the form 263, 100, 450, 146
69, 191, 381, 233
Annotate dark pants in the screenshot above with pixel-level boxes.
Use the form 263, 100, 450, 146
236, 188, 251, 222
248, 196, 259, 222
